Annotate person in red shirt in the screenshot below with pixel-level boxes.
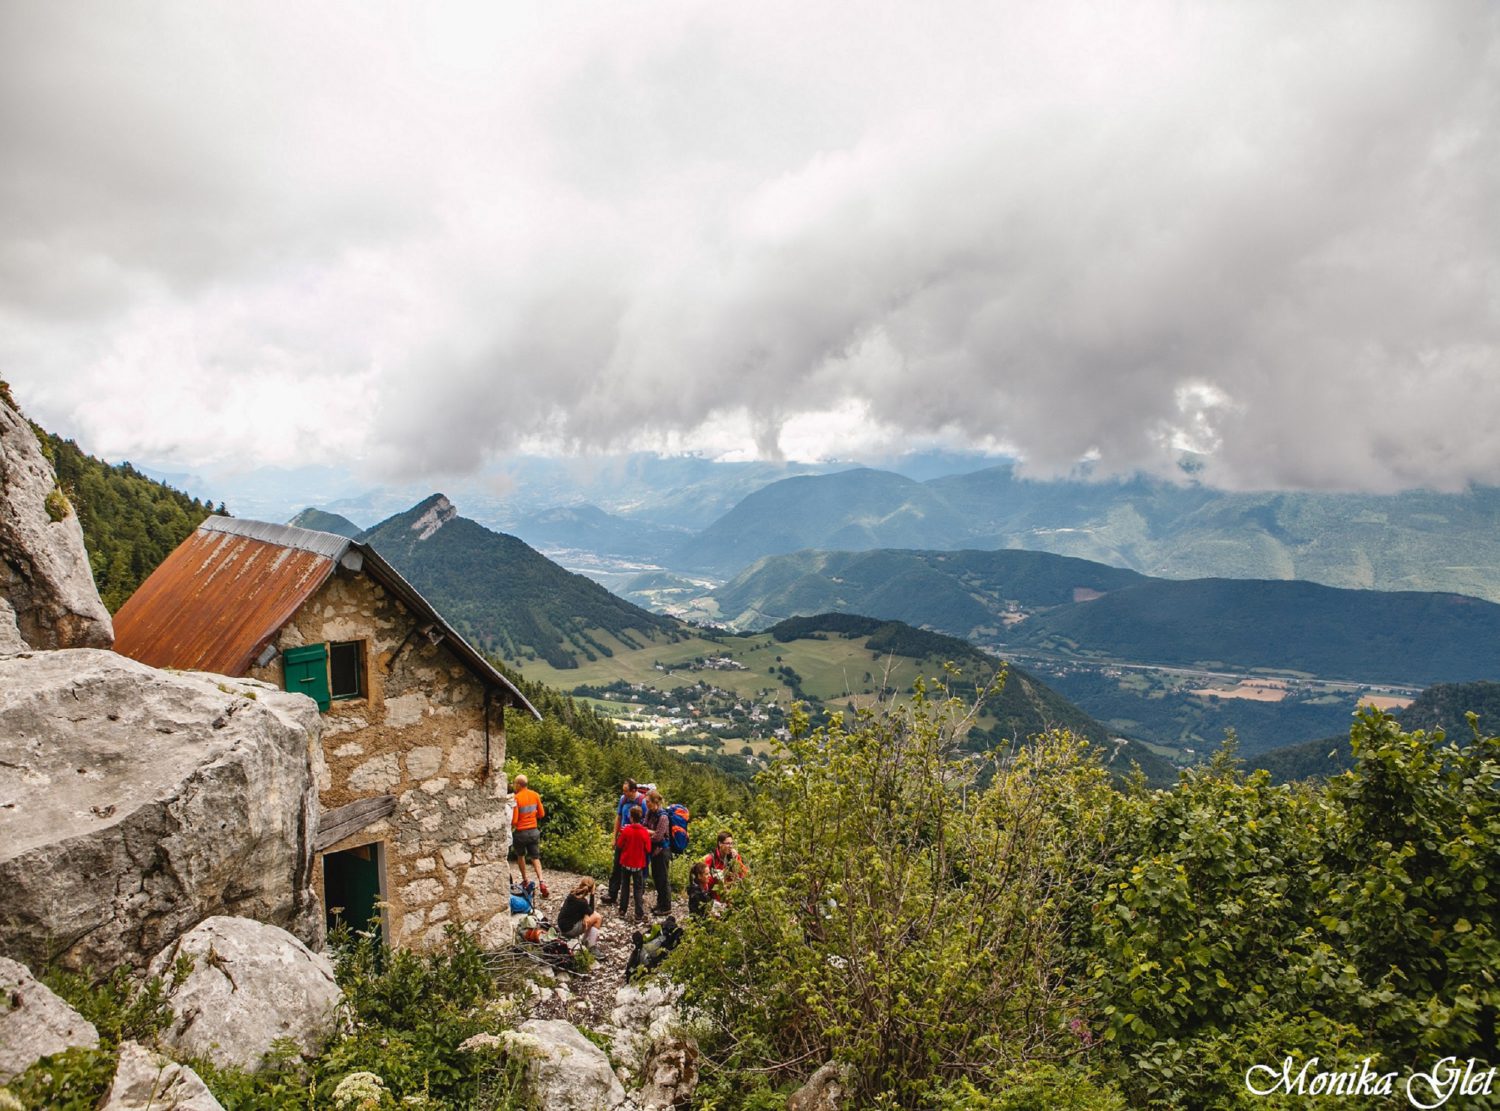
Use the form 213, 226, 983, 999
702, 830, 749, 902
511, 774, 549, 897
614, 804, 654, 923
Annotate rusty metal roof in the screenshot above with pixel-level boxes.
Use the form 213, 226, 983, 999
114, 517, 539, 718
114, 520, 339, 675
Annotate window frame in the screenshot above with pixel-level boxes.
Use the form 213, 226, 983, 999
328, 639, 366, 702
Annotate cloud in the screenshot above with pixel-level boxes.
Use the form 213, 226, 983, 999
2, 0, 1497, 493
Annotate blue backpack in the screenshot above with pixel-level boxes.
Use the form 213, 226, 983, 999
666, 803, 691, 854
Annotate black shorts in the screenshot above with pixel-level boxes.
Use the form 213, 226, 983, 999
513, 827, 541, 861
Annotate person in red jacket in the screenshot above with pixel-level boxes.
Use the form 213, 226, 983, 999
511, 774, 549, 897
614, 804, 654, 923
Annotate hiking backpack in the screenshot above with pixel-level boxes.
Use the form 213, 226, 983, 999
666, 803, 691, 853
513, 912, 546, 945
626, 916, 684, 980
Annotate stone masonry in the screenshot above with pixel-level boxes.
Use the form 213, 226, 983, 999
248, 565, 511, 947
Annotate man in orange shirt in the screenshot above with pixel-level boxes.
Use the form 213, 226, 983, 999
511, 773, 549, 897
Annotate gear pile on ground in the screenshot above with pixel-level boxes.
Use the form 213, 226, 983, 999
510, 867, 689, 1027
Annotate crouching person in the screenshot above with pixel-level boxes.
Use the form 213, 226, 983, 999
557, 876, 602, 952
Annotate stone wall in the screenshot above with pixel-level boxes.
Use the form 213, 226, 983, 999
248, 566, 511, 947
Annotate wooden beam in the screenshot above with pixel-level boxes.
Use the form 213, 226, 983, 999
314, 794, 397, 852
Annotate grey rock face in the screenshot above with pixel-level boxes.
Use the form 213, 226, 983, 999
148, 917, 342, 1072
786, 1062, 852, 1111
0, 651, 323, 972
0, 956, 100, 1083
99, 1041, 226, 1110
516, 1018, 630, 1111
0, 393, 113, 651
605, 983, 698, 1109
0, 596, 25, 652
638, 1035, 698, 1111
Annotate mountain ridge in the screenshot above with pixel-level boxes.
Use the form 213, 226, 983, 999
712, 545, 1500, 687
359, 494, 679, 669
679, 463, 1500, 602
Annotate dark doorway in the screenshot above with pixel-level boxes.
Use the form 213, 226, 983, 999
323, 842, 384, 942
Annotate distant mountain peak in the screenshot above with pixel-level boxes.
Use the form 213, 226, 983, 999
410, 494, 457, 540
286, 506, 364, 539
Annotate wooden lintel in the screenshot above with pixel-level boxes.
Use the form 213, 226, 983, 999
314, 794, 397, 853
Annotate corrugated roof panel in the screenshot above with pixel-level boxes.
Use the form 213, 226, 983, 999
114, 529, 337, 675
199, 515, 353, 559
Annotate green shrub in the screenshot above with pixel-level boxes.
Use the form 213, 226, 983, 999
45, 486, 71, 522
5, 1047, 118, 1111
670, 687, 1116, 1105
935, 1062, 1128, 1109
192, 926, 531, 1109
42, 961, 183, 1049
1088, 710, 1500, 1106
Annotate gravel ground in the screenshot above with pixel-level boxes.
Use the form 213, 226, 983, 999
514, 866, 687, 1026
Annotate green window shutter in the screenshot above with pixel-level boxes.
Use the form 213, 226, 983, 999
283, 644, 330, 711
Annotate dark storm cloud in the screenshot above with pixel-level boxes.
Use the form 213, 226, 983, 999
3, 1, 1497, 492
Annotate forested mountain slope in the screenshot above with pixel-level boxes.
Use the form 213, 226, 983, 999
717, 546, 1500, 686
360, 494, 681, 669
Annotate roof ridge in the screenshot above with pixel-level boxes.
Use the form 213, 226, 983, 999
198, 516, 352, 559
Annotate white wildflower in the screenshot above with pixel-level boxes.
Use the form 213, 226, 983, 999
333, 1070, 388, 1110
457, 1032, 505, 1052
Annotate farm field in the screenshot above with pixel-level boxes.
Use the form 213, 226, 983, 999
509, 622, 1029, 773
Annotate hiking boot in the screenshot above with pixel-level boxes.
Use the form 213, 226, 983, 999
651, 906, 671, 916
600, 896, 616, 906
538, 882, 550, 898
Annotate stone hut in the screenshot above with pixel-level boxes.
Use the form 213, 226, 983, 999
114, 516, 540, 948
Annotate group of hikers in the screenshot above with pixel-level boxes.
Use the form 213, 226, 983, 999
508, 773, 749, 958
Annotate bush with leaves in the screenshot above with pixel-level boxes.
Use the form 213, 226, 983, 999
194, 925, 531, 1108
1322, 709, 1500, 1061
13, 926, 534, 1110
670, 681, 1117, 1106
1088, 710, 1500, 1106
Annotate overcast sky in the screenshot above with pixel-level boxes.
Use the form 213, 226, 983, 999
2, 1, 1496, 492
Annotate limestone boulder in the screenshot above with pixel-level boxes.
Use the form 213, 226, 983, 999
0, 596, 26, 653
149, 917, 342, 1071
638, 1035, 699, 1111
786, 1062, 852, 1111
606, 984, 697, 1110
0, 651, 323, 972
0, 956, 99, 1083
0, 391, 113, 651
99, 1041, 225, 1110
514, 1019, 629, 1111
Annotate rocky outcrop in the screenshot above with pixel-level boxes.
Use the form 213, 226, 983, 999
148, 917, 342, 1071
514, 1019, 629, 1111
0, 596, 25, 653
0, 956, 99, 1083
605, 983, 698, 1108
99, 1041, 226, 1110
786, 1062, 851, 1111
638, 1035, 698, 1111
0, 393, 112, 651
0, 651, 324, 972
